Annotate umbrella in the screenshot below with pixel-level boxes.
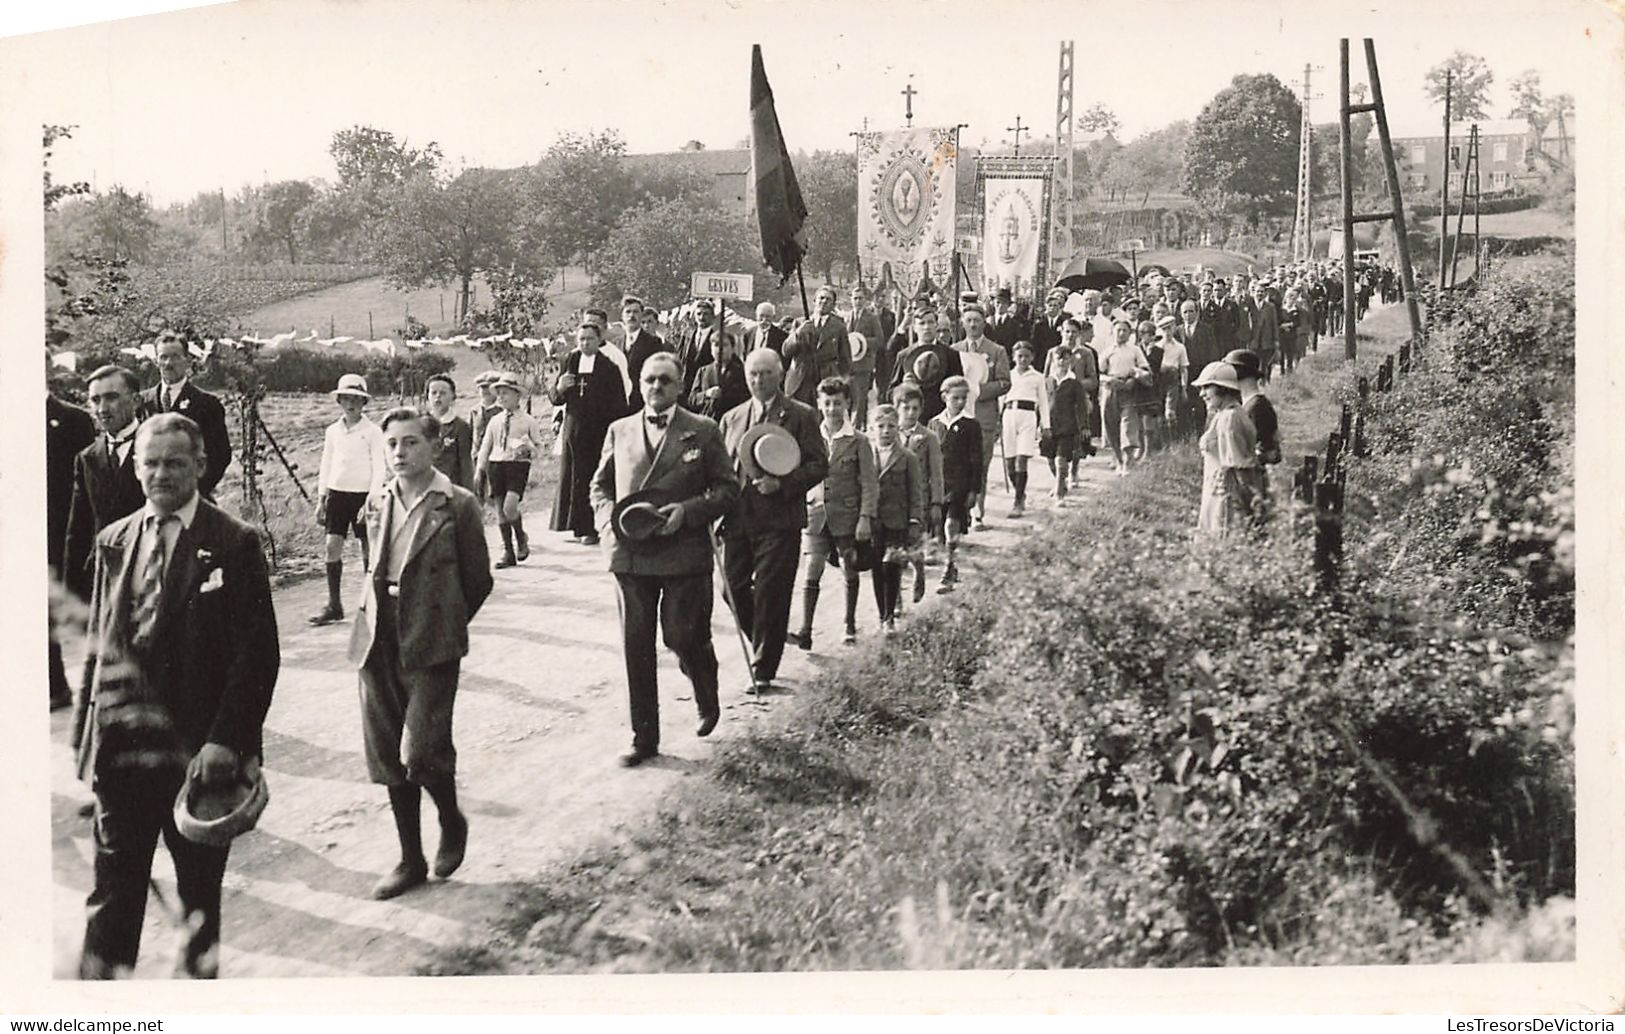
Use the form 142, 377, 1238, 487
1136, 263, 1173, 279
1054, 255, 1133, 292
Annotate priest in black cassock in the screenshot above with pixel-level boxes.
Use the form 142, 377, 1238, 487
550, 320, 634, 545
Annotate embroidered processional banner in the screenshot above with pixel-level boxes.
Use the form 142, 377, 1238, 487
975, 156, 1055, 301
856, 127, 958, 298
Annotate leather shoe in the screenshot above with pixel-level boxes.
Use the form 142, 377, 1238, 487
619, 749, 658, 768
786, 630, 813, 651
372, 860, 428, 900
696, 711, 720, 737
433, 812, 468, 878
307, 604, 344, 627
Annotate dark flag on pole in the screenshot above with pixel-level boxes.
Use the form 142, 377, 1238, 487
750, 44, 808, 284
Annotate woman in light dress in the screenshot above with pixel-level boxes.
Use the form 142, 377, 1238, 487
1193, 361, 1264, 536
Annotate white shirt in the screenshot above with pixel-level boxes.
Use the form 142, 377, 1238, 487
643, 405, 676, 451
318, 415, 389, 493
1159, 337, 1190, 375
106, 418, 140, 465
139, 490, 201, 570
1005, 367, 1051, 430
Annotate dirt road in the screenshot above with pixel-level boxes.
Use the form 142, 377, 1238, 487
50, 455, 1101, 978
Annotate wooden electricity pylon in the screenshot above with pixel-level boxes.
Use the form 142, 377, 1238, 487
1291, 62, 1323, 262
1337, 38, 1423, 359
1446, 123, 1482, 288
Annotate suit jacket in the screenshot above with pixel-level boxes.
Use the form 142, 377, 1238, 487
899, 424, 945, 507
624, 329, 668, 406
874, 444, 925, 532
718, 393, 828, 535
957, 337, 1013, 431
744, 322, 789, 358
589, 406, 740, 576
1029, 317, 1064, 372
929, 414, 985, 494
48, 395, 96, 571
676, 325, 721, 398
432, 414, 476, 491
76, 499, 278, 782
142, 381, 232, 497
784, 313, 851, 400
1249, 299, 1279, 354
806, 433, 878, 537
847, 309, 883, 374
348, 482, 492, 670
64, 437, 148, 601
987, 311, 1026, 351
1174, 320, 1220, 381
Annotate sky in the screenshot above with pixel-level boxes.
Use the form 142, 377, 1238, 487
0, 0, 1605, 207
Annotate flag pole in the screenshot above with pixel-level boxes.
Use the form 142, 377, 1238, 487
795, 264, 811, 316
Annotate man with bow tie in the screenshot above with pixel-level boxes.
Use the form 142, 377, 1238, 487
590, 353, 740, 766
76, 412, 279, 978
141, 332, 232, 499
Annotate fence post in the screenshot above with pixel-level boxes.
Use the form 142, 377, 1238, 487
1314, 475, 1343, 589
1398, 342, 1411, 373
1299, 455, 1319, 504
1339, 403, 1352, 447
1353, 410, 1367, 458
1325, 431, 1343, 481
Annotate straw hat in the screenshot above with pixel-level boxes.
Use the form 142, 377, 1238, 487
737, 423, 801, 478
332, 374, 371, 399
173, 766, 270, 847
1193, 361, 1241, 391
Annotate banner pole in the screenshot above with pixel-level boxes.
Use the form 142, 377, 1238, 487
795, 264, 811, 316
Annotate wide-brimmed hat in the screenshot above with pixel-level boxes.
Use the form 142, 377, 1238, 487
493, 371, 522, 393
1193, 361, 1241, 391
912, 349, 944, 384
474, 370, 500, 386
611, 487, 678, 548
1223, 349, 1263, 380
1155, 314, 1177, 330
173, 766, 270, 847
332, 373, 371, 399
738, 422, 801, 478
848, 331, 869, 364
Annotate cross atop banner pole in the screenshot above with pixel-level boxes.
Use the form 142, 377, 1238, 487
901, 76, 917, 126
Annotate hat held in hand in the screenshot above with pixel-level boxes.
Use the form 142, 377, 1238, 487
738, 422, 800, 479
611, 487, 679, 547
173, 764, 270, 847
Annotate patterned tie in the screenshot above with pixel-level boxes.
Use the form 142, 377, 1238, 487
130, 513, 176, 648
164, 386, 175, 412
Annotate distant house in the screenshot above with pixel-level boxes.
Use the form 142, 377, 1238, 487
1388, 118, 1574, 197
622, 145, 754, 216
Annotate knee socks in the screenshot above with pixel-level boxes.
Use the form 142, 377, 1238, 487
387, 784, 425, 866
498, 522, 514, 557
799, 583, 820, 636
424, 777, 463, 827
325, 561, 342, 610
355, 524, 370, 573
843, 575, 859, 631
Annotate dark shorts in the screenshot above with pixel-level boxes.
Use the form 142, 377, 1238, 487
1050, 433, 1079, 464
487, 460, 530, 499
324, 490, 370, 535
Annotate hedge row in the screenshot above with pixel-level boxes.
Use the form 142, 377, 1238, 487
49, 345, 455, 401
1412, 193, 1538, 219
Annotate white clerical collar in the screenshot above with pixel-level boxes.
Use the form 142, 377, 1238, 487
142, 490, 201, 530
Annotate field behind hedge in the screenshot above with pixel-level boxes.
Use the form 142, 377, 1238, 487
423, 256, 1576, 975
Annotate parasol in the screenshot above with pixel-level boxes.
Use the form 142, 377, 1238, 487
1054, 255, 1133, 292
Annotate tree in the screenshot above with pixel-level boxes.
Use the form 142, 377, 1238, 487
80, 185, 160, 262
1550, 93, 1574, 161
1507, 70, 1550, 140
1425, 51, 1495, 121
43, 124, 89, 212
374, 168, 545, 323
242, 180, 319, 263
797, 149, 859, 283
1111, 121, 1190, 205
1181, 74, 1302, 228
1083, 133, 1123, 200
1078, 103, 1121, 137
531, 129, 642, 271
591, 197, 761, 310
329, 125, 442, 190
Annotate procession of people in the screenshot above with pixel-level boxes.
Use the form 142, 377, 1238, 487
45, 247, 1393, 977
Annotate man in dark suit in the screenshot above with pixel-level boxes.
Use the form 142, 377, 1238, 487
48, 392, 96, 709
77, 412, 279, 979
1028, 288, 1069, 373
621, 299, 667, 408
986, 287, 1026, 351
746, 302, 789, 358
142, 332, 232, 499
349, 407, 493, 899
718, 349, 828, 692
783, 285, 851, 404
590, 353, 740, 765
676, 300, 724, 400
64, 366, 148, 604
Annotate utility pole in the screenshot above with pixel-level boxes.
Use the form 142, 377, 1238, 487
1007, 115, 1028, 156
1053, 41, 1076, 273
1438, 69, 1452, 290
1292, 62, 1322, 262
220, 186, 229, 256
901, 76, 917, 127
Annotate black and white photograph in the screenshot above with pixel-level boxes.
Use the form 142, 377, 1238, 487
0, 0, 1620, 1017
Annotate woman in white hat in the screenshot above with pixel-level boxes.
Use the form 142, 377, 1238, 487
1192, 361, 1264, 536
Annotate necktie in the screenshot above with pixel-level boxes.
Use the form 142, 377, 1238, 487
164, 386, 175, 411
130, 513, 176, 648
647, 412, 670, 430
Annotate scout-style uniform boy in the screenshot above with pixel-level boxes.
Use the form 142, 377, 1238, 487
474, 371, 547, 568
312, 374, 389, 627
350, 407, 493, 900
891, 382, 944, 605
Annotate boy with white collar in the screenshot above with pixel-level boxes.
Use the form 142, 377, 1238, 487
927, 377, 982, 592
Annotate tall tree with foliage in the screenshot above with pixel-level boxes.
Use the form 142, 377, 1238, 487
1181, 74, 1301, 228
241, 180, 319, 263
591, 196, 761, 310
1425, 51, 1495, 121
330, 125, 443, 190
796, 149, 859, 283
44, 124, 90, 213
1077, 103, 1121, 137
531, 129, 642, 272
374, 168, 544, 323
76, 186, 161, 262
